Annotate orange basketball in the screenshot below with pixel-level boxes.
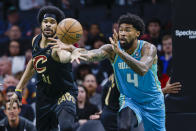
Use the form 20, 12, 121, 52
56, 18, 83, 44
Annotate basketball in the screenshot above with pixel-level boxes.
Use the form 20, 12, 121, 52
56, 18, 83, 44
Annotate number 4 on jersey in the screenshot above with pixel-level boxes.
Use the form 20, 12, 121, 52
127, 73, 138, 87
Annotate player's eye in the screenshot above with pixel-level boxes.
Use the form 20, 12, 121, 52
125, 28, 131, 32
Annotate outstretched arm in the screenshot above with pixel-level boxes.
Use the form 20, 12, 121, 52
72, 44, 115, 63
109, 29, 156, 76
47, 38, 115, 63
48, 38, 86, 63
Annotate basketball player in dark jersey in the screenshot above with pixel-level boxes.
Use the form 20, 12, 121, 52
9, 6, 85, 131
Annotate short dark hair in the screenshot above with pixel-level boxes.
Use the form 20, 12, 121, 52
37, 6, 65, 25
147, 17, 161, 27
118, 13, 145, 35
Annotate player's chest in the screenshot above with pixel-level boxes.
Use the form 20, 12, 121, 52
32, 49, 51, 73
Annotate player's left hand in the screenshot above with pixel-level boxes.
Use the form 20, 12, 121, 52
109, 29, 120, 53
48, 38, 73, 52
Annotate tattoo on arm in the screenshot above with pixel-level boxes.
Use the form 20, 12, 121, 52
118, 43, 156, 76
82, 44, 114, 62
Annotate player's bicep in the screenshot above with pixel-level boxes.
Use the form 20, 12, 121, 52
140, 43, 157, 68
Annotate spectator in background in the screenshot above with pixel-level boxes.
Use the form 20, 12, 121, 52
158, 35, 173, 88
75, 64, 92, 85
76, 85, 99, 128
83, 74, 102, 110
0, 25, 31, 55
7, 40, 22, 57
33, 27, 41, 37
5, 86, 35, 122
2, 75, 18, 95
86, 23, 105, 48
0, 6, 32, 42
140, 18, 162, 53
89, 36, 113, 86
7, 25, 22, 41
7, 40, 26, 75
0, 57, 12, 84
0, 91, 5, 121
19, 0, 45, 11
0, 100, 36, 131
78, 23, 89, 48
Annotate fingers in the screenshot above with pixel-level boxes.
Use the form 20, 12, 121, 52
109, 37, 114, 44
170, 82, 182, 88
170, 90, 179, 94
166, 78, 171, 85
48, 42, 57, 46
113, 29, 118, 42
70, 58, 74, 63
79, 56, 87, 61
76, 58, 80, 64
48, 38, 58, 42
50, 45, 59, 49
10, 98, 14, 109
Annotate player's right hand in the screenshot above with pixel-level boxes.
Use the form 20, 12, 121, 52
9, 93, 19, 109
48, 38, 73, 52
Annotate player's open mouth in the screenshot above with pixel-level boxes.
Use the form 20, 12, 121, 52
120, 39, 126, 44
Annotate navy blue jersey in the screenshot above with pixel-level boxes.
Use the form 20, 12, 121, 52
32, 34, 78, 99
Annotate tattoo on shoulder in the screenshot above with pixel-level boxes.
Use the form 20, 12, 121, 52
142, 42, 157, 57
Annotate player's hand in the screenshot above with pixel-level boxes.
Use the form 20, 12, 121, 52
109, 29, 120, 53
162, 78, 182, 94
48, 38, 73, 52
71, 48, 88, 64
9, 93, 19, 109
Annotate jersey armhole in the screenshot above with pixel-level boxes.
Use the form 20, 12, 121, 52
32, 35, 39, 47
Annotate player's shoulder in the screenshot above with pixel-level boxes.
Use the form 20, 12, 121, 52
32, 35, 39, 46
141, 40, 157, 52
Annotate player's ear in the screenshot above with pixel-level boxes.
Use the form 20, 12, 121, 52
136, 31, 140, 37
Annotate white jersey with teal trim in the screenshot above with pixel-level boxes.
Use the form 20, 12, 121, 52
112, 40, 163, 105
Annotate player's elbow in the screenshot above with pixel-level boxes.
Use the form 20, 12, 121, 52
138, 67, 148, 76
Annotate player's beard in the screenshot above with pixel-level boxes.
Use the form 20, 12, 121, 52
120, 38, 135, 50
42, 28, 56, 38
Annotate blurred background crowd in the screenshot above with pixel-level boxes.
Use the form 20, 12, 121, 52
0, 0, 173, 130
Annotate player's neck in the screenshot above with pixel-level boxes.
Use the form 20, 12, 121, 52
41, 34, 55, 48
126, 39, 138, 55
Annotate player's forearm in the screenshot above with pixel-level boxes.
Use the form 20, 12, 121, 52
87, 49, 108, 62
16, 59, 35, 90
78, 45, 111, 62
117, 50, 148, 76
57, 50, 71, 63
